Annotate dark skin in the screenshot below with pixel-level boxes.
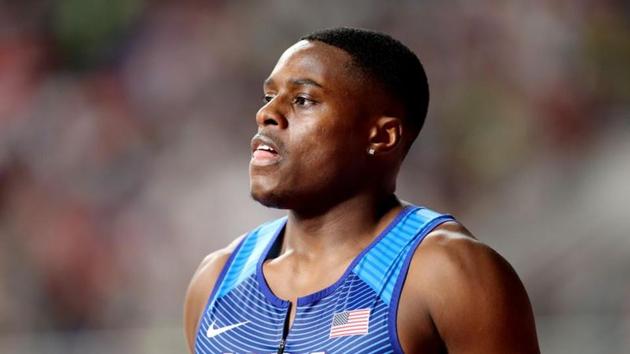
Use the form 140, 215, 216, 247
184, 40, 540, 353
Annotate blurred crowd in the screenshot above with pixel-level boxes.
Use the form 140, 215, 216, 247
0, 0, 628, 353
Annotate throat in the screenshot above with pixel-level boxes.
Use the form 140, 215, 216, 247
259, 197, 407, 310
262, 250, 355, 304
284, 196, 404, 258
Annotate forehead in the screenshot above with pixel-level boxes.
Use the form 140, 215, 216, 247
266, 40, 361, 90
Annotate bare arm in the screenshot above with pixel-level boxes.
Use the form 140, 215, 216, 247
400, 222, 540, 353
183, 236, 244, 353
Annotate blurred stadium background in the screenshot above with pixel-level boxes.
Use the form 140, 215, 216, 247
1, 0, 629, 353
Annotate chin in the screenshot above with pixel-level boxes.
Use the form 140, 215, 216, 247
249, 179, 289, 209
250, 188, 289, 209
249, 169, 291, 208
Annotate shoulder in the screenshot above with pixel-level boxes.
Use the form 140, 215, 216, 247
399, 221, 540, 353
183, 235, 245, 353
411, 221, 513, 289
409, 221, 527, 304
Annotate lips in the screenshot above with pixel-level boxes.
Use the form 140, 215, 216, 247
250, 133, 282, 166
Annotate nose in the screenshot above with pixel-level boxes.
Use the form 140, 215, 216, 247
255, 98, 288, 129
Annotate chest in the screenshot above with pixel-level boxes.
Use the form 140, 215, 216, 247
197, 273, 395, 353
194, 207, 453, 353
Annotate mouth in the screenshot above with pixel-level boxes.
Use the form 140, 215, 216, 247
250, 133, 282, 166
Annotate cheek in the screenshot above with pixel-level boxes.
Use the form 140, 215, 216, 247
291, 121, 343, 160
289, 124, 361, 180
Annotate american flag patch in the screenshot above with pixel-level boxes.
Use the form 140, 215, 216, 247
329, 308, 370, 338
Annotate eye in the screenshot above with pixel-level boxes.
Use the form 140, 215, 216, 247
293, 95, 316, 107
261, 94, 274, 104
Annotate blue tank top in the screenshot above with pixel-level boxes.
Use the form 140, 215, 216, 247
195, 205, 454, 354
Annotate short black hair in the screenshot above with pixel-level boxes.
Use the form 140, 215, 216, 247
301, 27, 429, 137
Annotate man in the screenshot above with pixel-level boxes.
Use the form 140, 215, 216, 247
184, 27, 540, 353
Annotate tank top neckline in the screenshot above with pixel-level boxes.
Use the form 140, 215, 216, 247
255, 205, 417, 307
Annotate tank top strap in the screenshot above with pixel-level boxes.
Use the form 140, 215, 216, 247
351, 206, 454, 306
207, 216, 287, 308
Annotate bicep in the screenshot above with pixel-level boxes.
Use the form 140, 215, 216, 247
425, 239, 540, 354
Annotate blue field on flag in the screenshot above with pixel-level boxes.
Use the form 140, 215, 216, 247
329, 308, 371, 338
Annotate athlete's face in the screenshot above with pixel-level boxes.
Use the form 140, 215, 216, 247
249, 40, 374, 210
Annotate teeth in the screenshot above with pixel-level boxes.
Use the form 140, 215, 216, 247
257, 144, 275, 152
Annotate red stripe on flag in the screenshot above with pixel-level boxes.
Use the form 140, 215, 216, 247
329, 308, 371, 338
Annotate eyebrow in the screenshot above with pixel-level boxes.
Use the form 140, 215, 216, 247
264, 77, 323, 89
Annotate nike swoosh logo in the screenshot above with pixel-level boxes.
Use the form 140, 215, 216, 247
206, 320, 249, 338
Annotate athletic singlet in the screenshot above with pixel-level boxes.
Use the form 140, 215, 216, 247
195, 205, 454, 354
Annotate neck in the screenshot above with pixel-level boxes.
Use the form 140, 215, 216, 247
283, 192, 403, 259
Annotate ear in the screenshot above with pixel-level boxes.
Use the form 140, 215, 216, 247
367, 116, 403, 155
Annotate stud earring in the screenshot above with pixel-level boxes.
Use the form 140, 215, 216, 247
367, 147, 375, 155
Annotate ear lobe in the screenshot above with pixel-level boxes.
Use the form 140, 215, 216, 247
367, 117, 403, 155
